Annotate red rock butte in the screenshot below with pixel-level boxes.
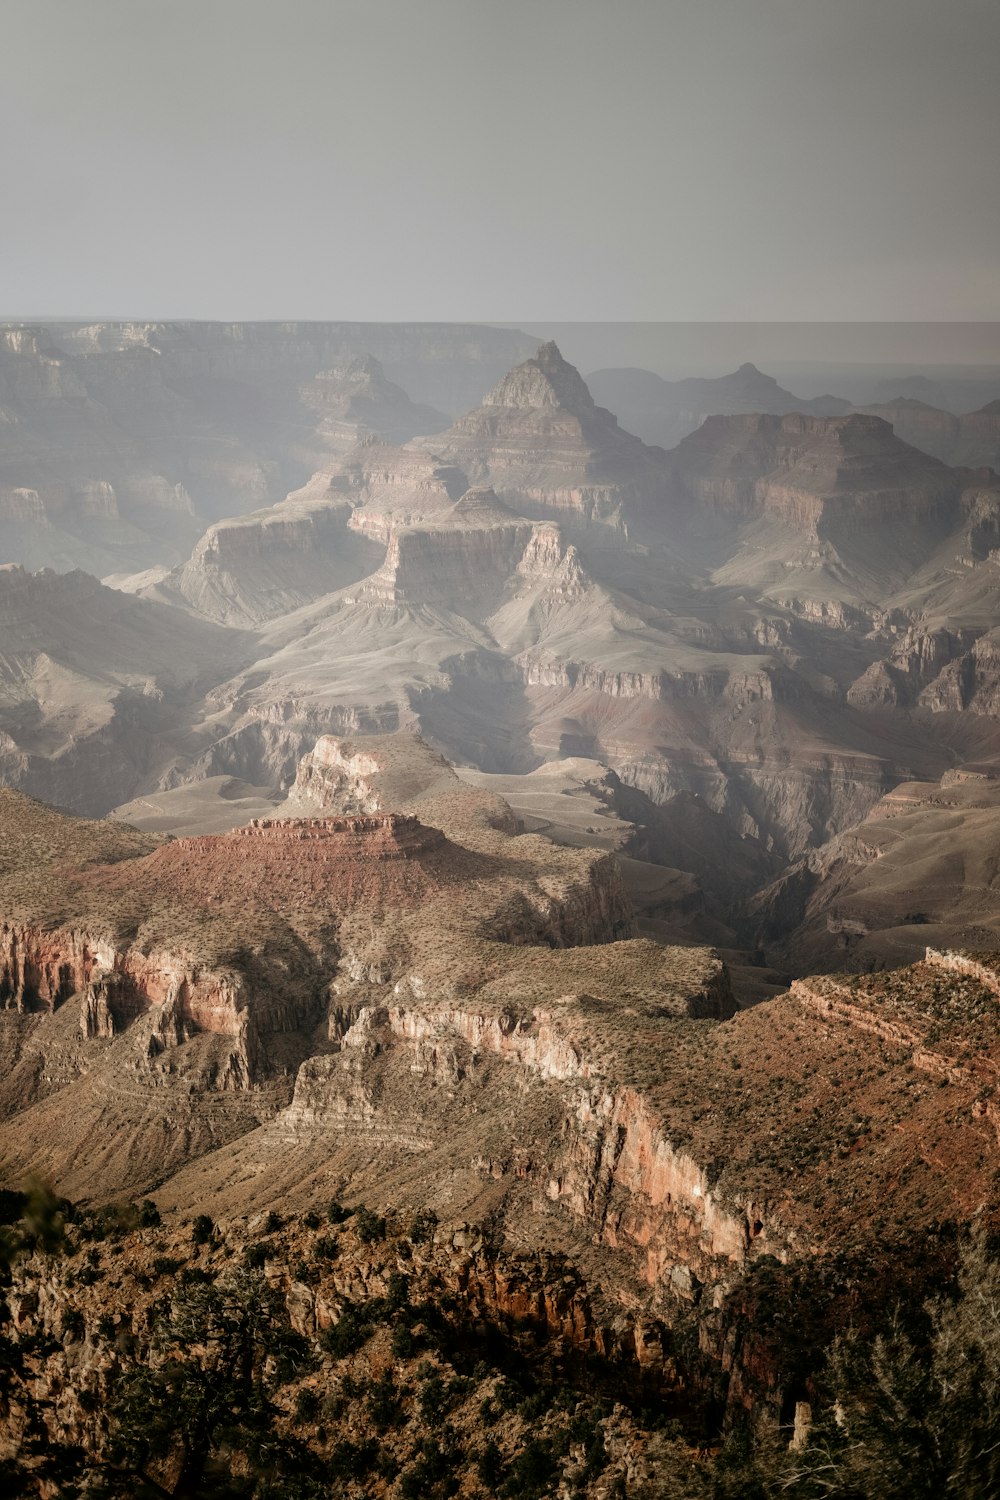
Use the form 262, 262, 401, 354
82, 810, 475, 921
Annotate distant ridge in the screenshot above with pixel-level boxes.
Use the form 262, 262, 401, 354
587, 361, 850, 448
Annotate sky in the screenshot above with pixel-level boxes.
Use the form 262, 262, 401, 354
2, 0, 999, 323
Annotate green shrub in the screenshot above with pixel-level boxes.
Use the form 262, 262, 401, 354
320, 1307, 371, 1359
502, 1437, 558, 1498
368, 1370, 402, 1431
419, 1374, 450, 1420
354, 1206, 386, 1243
478, 1438, 507, 1492
386, 1270, 410, 1312
408, 1208, 438, 1244
191, 1214, 214, 1246
327, 1438, 379, 1480
152, 1255, 182, 1277
293, 1388, 320, 1425
392, 1324, 417, 1359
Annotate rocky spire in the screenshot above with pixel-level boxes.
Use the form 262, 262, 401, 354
483, 341, 596, 412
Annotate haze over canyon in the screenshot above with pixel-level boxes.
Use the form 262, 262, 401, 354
3, 317, 1000, 1497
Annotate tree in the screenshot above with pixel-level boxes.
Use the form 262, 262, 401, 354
792, 1224, 1000, 1500
109, 1266, 317, 1497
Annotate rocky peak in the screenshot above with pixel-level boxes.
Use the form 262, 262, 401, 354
483, 341, 596, 414
448, 485, 516, 520
733, 361, 777, 385
304, 353, 386, 398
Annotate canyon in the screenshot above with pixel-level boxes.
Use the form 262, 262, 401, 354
3, 329, 1000, 962
1, 734, 998, 1476
3, 322, 1000, 1488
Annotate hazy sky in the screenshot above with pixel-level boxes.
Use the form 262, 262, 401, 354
3, 0, 998, 321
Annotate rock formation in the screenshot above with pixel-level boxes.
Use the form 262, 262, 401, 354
428, 341, 672, 536
0, 564, 252, 815
4, 764, 992, 1436
669, 410, 960, 553
4, 333, 1000, 986
295, 353, 447, 465
862, 395, 1000, 471
0, 320, 537, 573
587, 361, 850, 449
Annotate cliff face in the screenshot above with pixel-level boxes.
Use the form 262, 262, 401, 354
430, 342, 670, 535
161, 493, 384, 625
0, 749, 646, 1116
751, 771, 1000, 973
670, 411, 961, 539
149, 442, 470, 624
296, 354, 447, 465
362, 496, 537, 610
0, 320, 537, 574
278, 965, 752, 1301
863, 397, 1000, 471
0, 915, 269, 1094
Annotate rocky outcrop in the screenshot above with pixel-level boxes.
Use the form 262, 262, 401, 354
281, 953, 749, 1297
297, 354, 447, 463
923, 946, 1000, 995
291, 730, 521, 836
917, 628, 1000, 714
848, 624, 980, 707
551, 1082, 771, 1282
430, 342, 670, 535
0, 919, 263, 1083
155, 493, 384, 625
362, 491, 536, 609
293, 738, 388, 812
671, 412, 960, 538
480, 851, 637, 947
237, 811, 449, 859
862, 396, 1000, 471
587, 362, 850, 450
